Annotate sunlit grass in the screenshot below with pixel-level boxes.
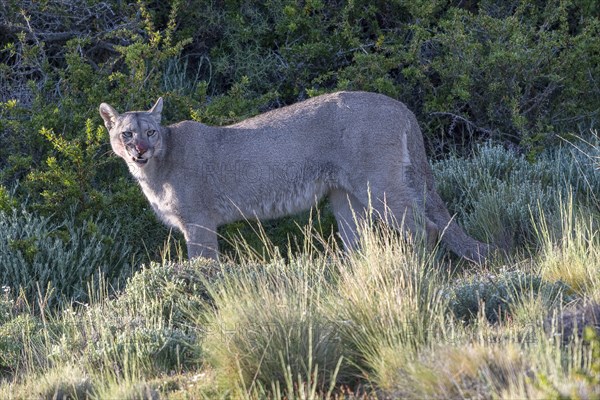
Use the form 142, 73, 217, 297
535, 196, 600, 301
0, 185, 598, 399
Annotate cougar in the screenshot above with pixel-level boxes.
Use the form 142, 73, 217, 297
100, 91, 490, 262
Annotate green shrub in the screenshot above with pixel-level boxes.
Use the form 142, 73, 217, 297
447, 270, 570, 323
0, 206, 135, 309
0, 1, 192, 263
433, 144, 599, 250
115, 260, 213, 330
49, 261, 206, 379
416, 4, 600, 152
0, 185, 16, 213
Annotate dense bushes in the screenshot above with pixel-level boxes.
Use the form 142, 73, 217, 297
2, 0, 598, 157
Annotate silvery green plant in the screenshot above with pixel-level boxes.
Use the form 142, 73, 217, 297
0, 206, 135, 309
432, 144, 599, 250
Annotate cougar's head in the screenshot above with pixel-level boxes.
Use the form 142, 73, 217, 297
99, 98, 164, 167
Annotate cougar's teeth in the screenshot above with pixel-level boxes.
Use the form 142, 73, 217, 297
133, 157, 148, 165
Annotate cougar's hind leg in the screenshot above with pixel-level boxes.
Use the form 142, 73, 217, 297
381, 195, 438, 247
329, 189, 367, 251
353, 179, 439, 249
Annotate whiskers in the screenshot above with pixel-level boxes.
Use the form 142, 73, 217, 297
152, 142, 166, 156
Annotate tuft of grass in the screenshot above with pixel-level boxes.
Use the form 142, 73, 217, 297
94, 380, 160, 400
323, 216, 449, 390
535, 197, 600, 301
0, 313, 46, 379
384, 343, 527, 399
1, 364, 93, 400
201, 212, 448, 397
201, 253, 348, 396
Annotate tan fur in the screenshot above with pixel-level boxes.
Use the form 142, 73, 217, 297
100, 91, 491, 261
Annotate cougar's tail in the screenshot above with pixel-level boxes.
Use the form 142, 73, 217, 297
405, 112, 493, 263
425, 185, 493, 263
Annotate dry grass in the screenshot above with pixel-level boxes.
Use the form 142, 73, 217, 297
0, 179, 598, 399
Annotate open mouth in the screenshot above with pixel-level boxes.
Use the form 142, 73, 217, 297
132, 157, 148, 165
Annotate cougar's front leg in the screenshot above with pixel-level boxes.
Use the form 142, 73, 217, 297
183, 222, 219, 260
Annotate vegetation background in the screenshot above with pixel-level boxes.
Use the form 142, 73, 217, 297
0, 0, 598, 398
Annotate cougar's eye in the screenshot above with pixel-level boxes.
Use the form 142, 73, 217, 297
122, 131, 133, 139
147, 129, 156, 137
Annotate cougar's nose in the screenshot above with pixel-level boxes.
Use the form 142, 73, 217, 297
135, 143, 148, 155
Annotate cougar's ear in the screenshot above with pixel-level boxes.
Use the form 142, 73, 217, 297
99, 103, 119, 130
149, 97, 163, 124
